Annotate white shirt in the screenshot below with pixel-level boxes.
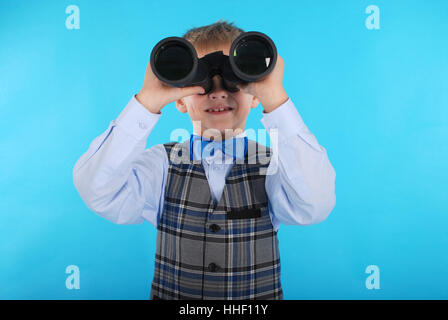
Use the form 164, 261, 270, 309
73, 94, 336, 232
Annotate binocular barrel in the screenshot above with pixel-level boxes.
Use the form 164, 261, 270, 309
150, 31, 277, 91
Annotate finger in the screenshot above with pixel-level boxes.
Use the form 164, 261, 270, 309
180, 86, 206, 97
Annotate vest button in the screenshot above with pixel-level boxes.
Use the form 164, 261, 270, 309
208, 262, 220, 272
209, 224, 221, 232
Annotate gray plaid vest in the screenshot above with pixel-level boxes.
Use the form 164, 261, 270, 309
150, 138, 283, 300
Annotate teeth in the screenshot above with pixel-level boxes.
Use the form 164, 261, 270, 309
208, 107, 231, 112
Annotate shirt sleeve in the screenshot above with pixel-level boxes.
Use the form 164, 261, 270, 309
73, 94, 168, 227
261, 98, 336, 231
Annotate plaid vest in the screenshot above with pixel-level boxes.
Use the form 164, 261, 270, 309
150, 138, 283, 300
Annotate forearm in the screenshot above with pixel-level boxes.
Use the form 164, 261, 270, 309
262, 98, 336, 225
275, 134, 336, 224
73, 95, 163, 224
73, 123, 145, 199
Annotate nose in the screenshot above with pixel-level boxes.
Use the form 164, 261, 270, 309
208, 75, 228, 100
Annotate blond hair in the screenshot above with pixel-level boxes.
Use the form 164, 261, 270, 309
182, 19, 244, 53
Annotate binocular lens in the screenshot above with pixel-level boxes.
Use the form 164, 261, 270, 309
150, 31, 276, 89
154, 41, 194, 81
233, 38, 274, 76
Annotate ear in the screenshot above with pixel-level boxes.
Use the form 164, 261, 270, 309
176, 98, 188, 113
250, 95, 260, 109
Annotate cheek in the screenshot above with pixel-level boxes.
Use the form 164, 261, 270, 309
234, 105, 251, 118
235, 92, 254, 106
185, 97, 203, 114
234, 96, 253, 113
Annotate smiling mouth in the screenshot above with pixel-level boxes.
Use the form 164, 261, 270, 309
205, 106, 234, 114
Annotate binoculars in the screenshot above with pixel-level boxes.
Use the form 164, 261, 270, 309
150, 31, 277, 95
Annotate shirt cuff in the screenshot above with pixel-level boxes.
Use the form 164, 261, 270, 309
260, 98, 307, 142
115, 94, 162, 141
260, 98, 323, 151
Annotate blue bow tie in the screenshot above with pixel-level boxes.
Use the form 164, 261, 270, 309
189, 133, 248, 161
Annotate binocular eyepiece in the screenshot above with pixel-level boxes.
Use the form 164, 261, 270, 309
150, 31, 277, 95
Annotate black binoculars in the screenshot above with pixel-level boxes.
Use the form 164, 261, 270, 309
150, 31, 277, 95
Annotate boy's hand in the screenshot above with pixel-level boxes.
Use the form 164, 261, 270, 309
236, 54, 289, 113
136, 60, 205, 114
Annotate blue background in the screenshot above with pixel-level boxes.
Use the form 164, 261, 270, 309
1, 0, 447, 299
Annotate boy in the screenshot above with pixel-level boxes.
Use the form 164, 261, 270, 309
73, 20, 336, 300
